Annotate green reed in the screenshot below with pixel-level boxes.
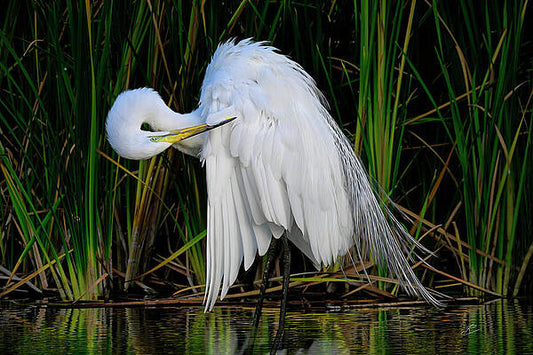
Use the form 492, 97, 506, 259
429, 1, 531, 295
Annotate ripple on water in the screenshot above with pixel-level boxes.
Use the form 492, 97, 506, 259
1, 300, 532, 354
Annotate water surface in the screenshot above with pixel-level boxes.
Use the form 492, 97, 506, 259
1, 299, 532, 354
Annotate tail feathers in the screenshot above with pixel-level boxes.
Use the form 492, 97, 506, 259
329, 114, 443, 308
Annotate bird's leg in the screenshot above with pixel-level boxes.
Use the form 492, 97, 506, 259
252, 237, 280, 328
271, 232, 291, 353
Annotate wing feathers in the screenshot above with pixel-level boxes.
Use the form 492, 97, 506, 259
232, 170, 257, 270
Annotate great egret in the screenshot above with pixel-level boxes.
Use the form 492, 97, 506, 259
106, 38, 440, 343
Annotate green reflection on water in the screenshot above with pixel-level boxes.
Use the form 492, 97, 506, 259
1, 300, 532, 354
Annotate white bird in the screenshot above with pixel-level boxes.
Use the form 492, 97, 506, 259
106, 39, 440, 315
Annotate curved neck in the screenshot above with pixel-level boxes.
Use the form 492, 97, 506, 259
106, 88, 204, 160
130, 89, 201, 131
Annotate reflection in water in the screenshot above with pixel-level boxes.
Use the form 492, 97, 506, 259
1, 300, 532, 354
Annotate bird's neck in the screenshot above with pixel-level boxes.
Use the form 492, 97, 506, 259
172, 110, 203, 130
143, 101, 204, 156
141, 95, 202, 132
172, 109, 206, 157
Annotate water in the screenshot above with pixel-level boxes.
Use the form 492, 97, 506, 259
1, 299, 532, 354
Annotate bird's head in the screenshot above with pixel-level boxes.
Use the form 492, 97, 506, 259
105, 88, 234, 160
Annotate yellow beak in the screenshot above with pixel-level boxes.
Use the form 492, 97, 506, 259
149, 117, 236, 144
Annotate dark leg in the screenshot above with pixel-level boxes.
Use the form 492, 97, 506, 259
271, 232, 291, 353
252, 237, 280, 328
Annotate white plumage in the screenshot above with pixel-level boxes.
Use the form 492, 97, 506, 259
106, 39, 440, 311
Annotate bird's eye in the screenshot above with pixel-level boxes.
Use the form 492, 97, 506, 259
141, 123, 154, 131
